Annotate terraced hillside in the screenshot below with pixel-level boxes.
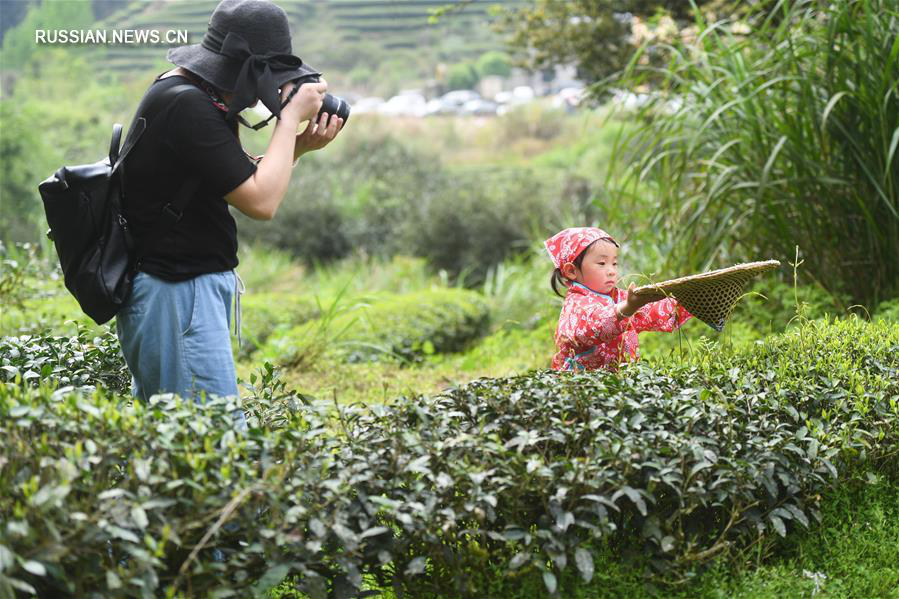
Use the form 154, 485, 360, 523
90, 0, 522, 89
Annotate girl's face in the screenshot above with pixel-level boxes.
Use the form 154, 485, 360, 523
566, 240, 619, 293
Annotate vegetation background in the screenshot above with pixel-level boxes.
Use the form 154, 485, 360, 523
0, 0, 897, 597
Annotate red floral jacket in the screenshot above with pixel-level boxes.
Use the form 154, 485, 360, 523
552, 282, 692, 372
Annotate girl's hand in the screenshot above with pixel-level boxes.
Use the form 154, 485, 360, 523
618, 283, 655, 318
294, 112, 344, 158
280, 79, 327, 123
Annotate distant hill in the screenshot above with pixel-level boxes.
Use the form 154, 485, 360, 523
79, 0, 524, 96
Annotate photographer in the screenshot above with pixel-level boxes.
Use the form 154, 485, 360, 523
117, 0, 343, 408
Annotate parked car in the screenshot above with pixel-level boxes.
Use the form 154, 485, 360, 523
460, 98, 499, 116
379, 92, 428, 117
438, 89, 481, 110
424, 97, 458, 116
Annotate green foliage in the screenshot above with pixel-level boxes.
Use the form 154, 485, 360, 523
730, 279, 846, 330
238, 134, 437, 264
446, 62, 480, 91
2, 319, 897, 597
0, 386, 290, 597
0, 243, 44, 309
0, 102, 56, 243
437, 476, 899, 598
0, 325, 130, 395
236, 293, 320, 359
476, 51, 512, 78
494, 102, 569, 143
873, 297, 899, 322
403, 167, 565, 283
263, 288, 490, 366
497, 0, 726, 84
609, 0, 899, 307
239, 131, 588, 283
480, 250, 559, 329
235, 244, 304, 294
0, 0, 93, 69
1, 49, 134, 244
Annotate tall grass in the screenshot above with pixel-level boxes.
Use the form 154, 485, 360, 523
607, 0, 899, 307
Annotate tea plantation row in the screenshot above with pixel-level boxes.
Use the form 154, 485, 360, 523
1, 317, 896, 597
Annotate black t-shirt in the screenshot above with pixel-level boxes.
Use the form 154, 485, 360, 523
122, 74, 257, 281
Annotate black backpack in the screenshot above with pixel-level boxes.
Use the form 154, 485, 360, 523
38, 83, 200, 325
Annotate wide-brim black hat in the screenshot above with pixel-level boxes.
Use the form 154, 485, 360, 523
166, 0, 319, 119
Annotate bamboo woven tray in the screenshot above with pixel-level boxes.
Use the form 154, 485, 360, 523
632, 260, 781, 331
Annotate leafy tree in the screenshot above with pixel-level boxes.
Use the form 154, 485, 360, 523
0, 0, 34, 46
0, 101, 56, 242
476, 50, 511, 78
497, 0, 739, 84
445, 62, 479, 91
0, 0, 93, 70
0, 49, 134, 244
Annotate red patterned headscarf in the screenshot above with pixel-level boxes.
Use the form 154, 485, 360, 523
544, 227, 618, 269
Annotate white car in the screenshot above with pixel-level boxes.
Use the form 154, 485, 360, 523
379, 92, 428, 118
511, 86, 535, 101
439, 89, 481, 110
424, 97, 459, 116
460, 98, 498, 116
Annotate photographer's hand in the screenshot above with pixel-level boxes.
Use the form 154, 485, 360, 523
280, 78, 327, 123
294, 112, 344, 160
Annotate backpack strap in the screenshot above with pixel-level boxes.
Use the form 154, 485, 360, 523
108, 124, 123, 166
113, 82, 199, 174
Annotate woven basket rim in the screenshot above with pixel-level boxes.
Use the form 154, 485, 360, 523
633, 260, 781, 295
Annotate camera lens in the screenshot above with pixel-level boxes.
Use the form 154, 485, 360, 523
319, 93, 350, 123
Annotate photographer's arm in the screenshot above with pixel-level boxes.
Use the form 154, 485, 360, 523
224, 81, 326, 220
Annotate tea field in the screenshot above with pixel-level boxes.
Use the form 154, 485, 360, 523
1, 244, 897, 598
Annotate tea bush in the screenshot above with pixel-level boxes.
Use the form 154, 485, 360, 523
235, 293, 320, 359
0, 326, 129, 394
0, 386, 317, 598
2, 318, 896, 597
262, 288, 490, 366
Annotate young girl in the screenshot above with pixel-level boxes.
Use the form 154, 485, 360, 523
545, 227, 692, 371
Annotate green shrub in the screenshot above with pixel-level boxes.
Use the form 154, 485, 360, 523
403, 169, 562, 283
237, 135, 440, 265
235, 184, 350, 267
238, 130, 584, 283
446, 62, 480, 90
235, 293, 319, 360
2, 319, 897, 597
263, 288, 491, 366
476, 51, 511, 78
0, 384, 318, 598
0, 243, 92, 338
873, 297, 899, 322
641, 279, 850, 362
0, 326, 129, 394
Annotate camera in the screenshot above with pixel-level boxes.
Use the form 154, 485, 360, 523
283, 74, 351, 123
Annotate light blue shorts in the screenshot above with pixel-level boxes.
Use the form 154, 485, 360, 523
116, 270, 239, 404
